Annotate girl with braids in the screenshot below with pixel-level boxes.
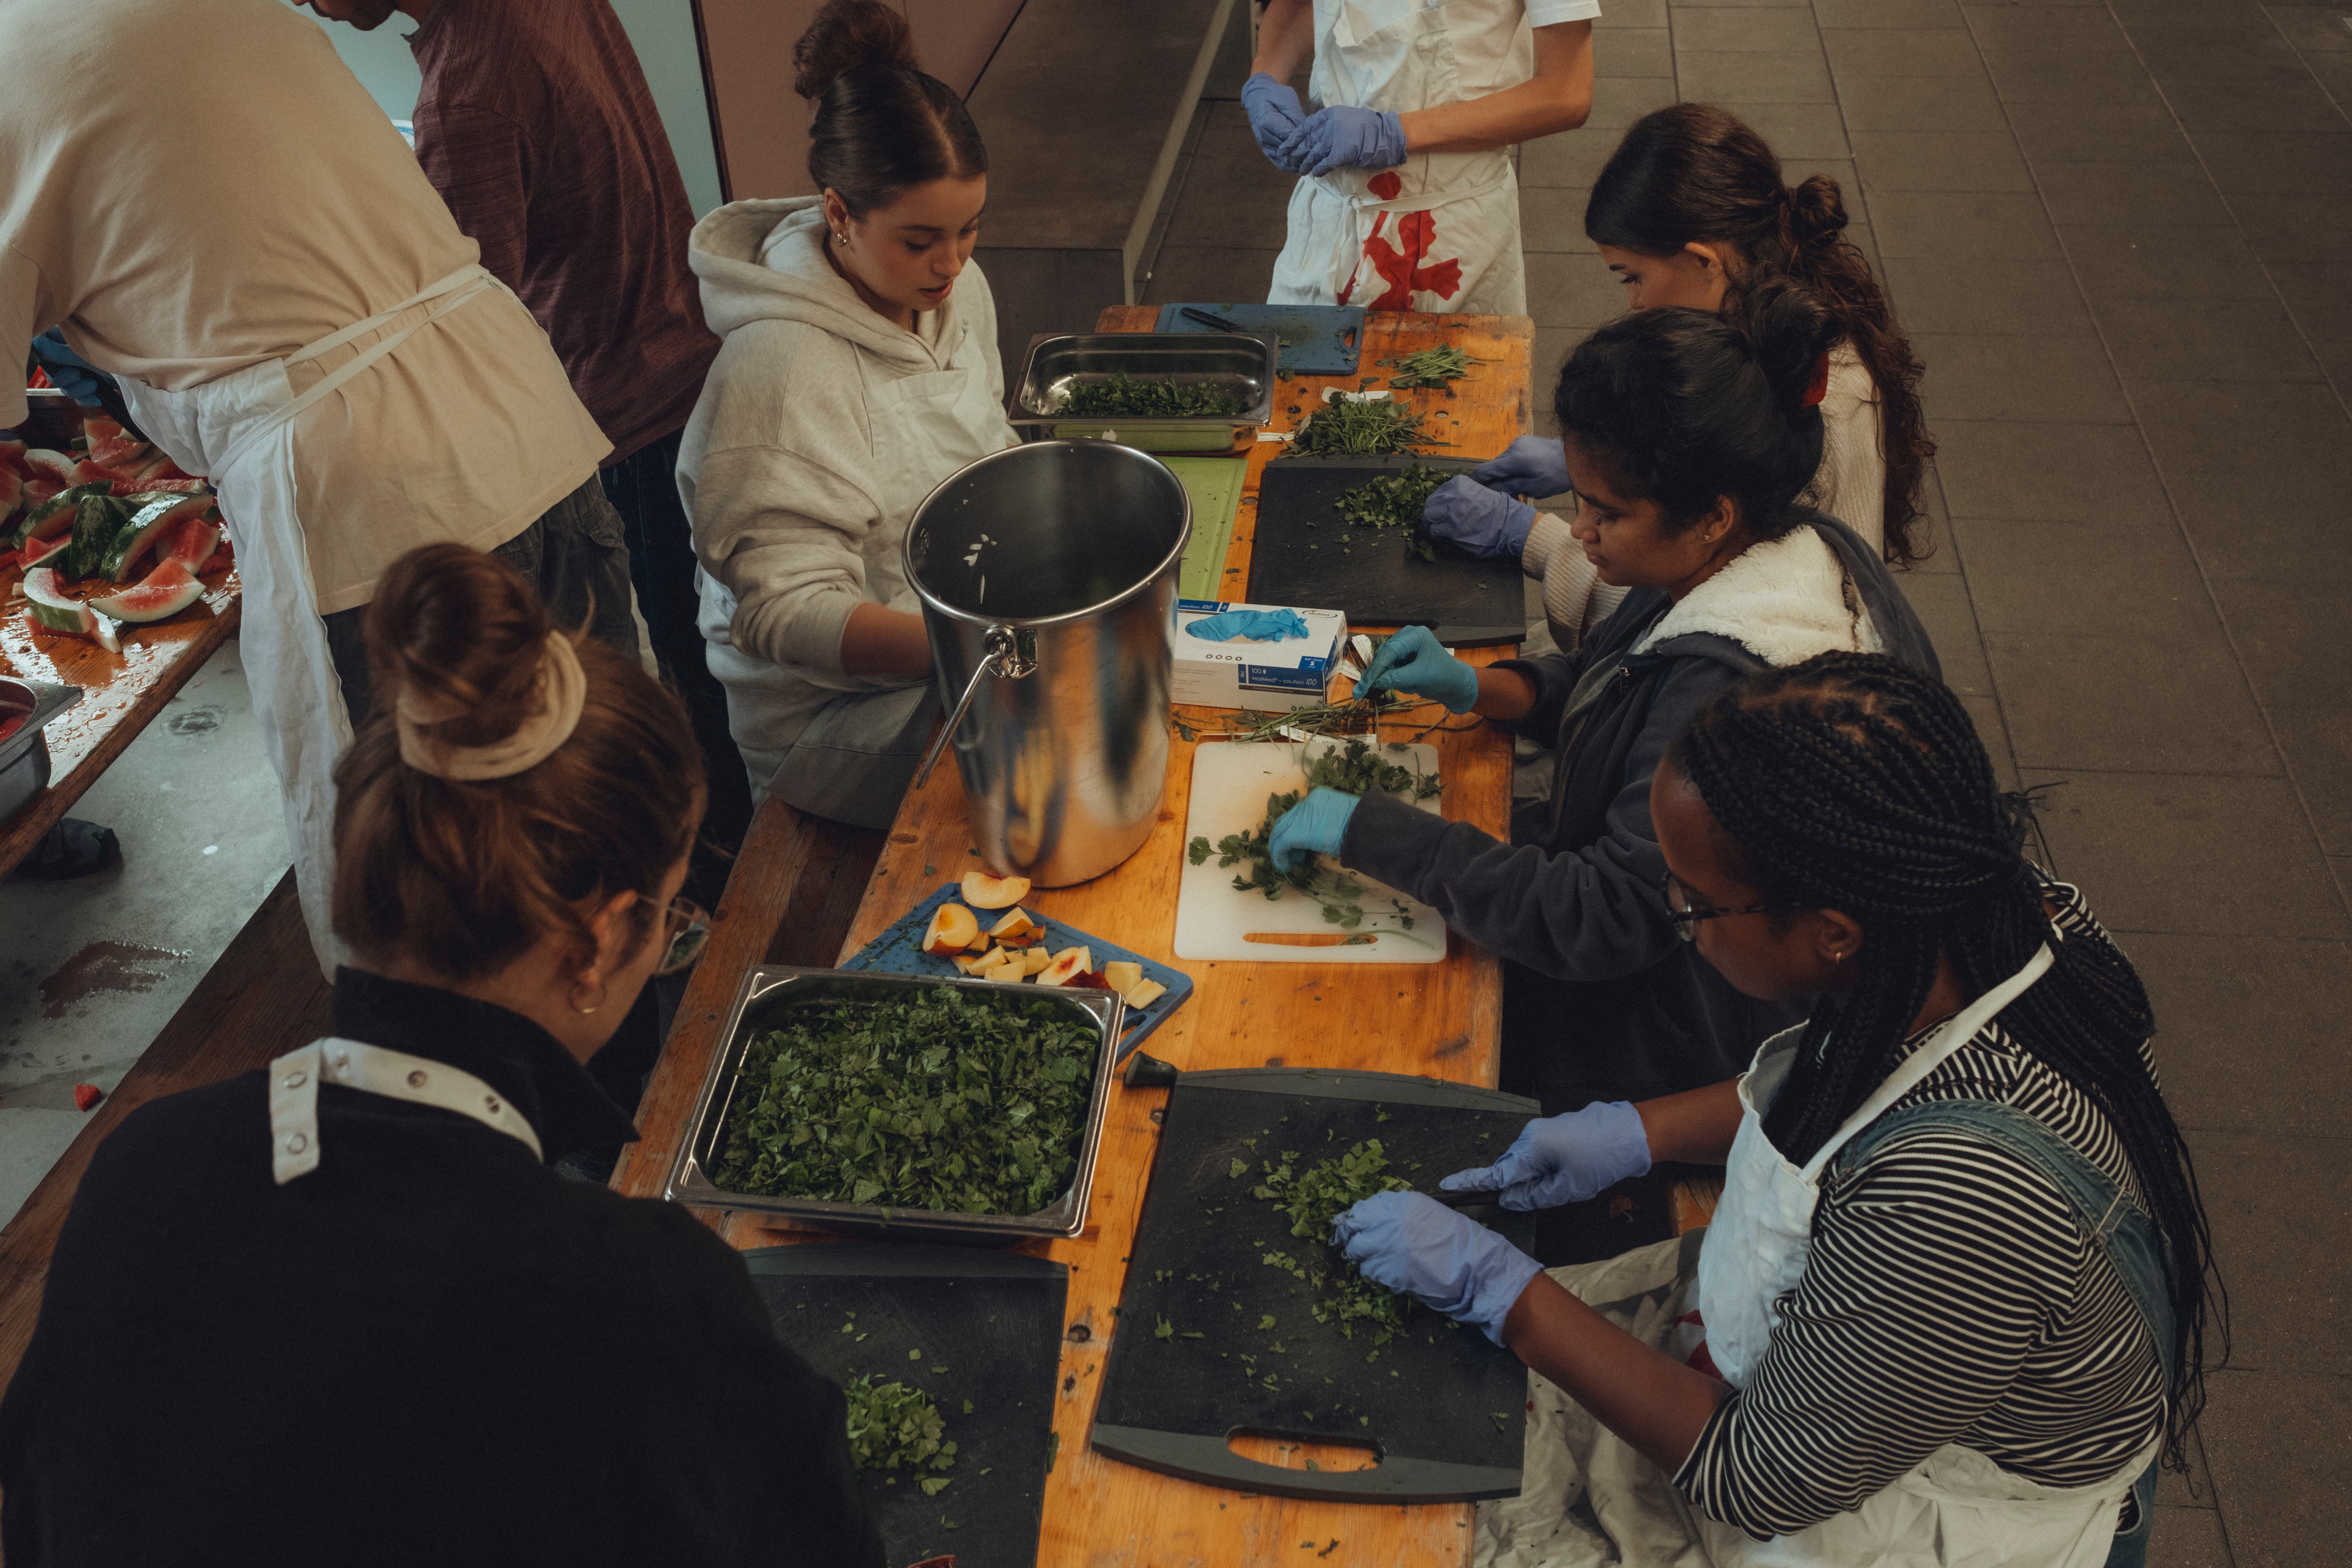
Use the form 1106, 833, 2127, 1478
1272, 283, 1939, 1143
1330, 652, 2218, 1568
1422, 102, 1932, 654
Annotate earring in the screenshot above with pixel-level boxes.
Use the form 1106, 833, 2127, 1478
570, 980, 608, 1016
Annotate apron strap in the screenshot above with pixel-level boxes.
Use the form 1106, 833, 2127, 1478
267, 1036, 544, 1185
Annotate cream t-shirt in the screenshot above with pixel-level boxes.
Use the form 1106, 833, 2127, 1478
0, 0, 609, 613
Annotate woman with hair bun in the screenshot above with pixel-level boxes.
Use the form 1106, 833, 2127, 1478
1426, 103, 1933, 653
0, 543, 883, 1567
1268, 284, 1940, 1146
1332, 652, 2220, 1568
679, 0, 1011, 828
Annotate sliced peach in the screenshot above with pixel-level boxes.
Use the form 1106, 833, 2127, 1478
989, 907, 1038, 941
922, 902, 980, 955
984, 964, 1030, 983
1103, 961, 1143, 997
1020, 947, 1054, 977
1124, 978, 1167, 1009
1035, 945, 1093, 987
961, 870, 1033, 910
961, 945, 1012, 975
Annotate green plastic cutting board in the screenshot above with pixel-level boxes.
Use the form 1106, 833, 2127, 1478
1160, 456, 1248, 601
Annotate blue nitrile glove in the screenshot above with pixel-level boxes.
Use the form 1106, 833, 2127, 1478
1241, 73, 1308, 169
1360, 624, 1478, 714
1471, 435, 1572, 501
1267, 786, 1359, 872
1185, 607, 1312, 643
1278, 105, 1408, 178
31, 330, 111, 409
1333, 1191, 1544, 1346
1440, 1102, 1653, 1212
1422, 475, 1537, 561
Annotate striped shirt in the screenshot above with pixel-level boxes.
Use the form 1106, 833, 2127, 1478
1675, 883, 2168, 1538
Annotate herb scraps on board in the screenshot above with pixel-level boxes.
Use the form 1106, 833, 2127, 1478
843, 1375, 958, 1493
1058, 372, 1247, 419
1377, 345, 1482, 389
1252, 1140, 1416, 1343
1286, 396, 1436, 456
709, 985, 1098, 1215
1186, 739, 1440, 929
1330, 465, 1454, 563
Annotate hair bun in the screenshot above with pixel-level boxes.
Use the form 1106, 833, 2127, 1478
1785, 173, 1850, 247
794, 0, 918, 101
362, 541, 554, 750
1736, 277, 1841, 420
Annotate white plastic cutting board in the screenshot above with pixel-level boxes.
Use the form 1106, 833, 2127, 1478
1173, 739, 1447, 963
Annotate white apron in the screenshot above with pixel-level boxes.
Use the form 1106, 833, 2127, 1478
119, 266, 502, 975
1481, 942, 2161, 1568
268, 1035, 542, 1184
1269, 0, 1532, 315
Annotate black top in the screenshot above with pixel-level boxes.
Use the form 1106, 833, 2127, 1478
0, 969, 883, 1568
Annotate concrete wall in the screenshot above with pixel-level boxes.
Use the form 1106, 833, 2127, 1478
289, 0, 726, 217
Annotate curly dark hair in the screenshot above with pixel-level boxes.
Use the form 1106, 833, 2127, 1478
1666, 652, 2223, 1472
1587, 103, 1935, 566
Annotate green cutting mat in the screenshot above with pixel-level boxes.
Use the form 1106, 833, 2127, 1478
1160, 456, 1247, 601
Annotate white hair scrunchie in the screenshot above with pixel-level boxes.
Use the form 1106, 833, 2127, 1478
395, 633, 587, 781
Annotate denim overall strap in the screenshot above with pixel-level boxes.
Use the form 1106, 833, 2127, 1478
1837, 1098, 2176, 1568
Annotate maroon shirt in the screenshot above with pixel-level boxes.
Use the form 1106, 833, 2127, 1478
408, 0, 718, 465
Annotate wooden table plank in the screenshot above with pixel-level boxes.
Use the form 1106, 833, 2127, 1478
625, 307, 1535, 1566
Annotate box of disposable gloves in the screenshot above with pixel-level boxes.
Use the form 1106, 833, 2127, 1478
1169, 599, 1348, 711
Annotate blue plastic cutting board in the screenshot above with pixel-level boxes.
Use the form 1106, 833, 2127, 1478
840, 884, 1193, 1060
1153, 303, 1365, 375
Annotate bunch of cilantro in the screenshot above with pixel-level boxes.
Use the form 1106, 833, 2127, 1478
1253, 1139, 1416, 1343
843, 1375, 957, 1494
711, 986, 1098, 1216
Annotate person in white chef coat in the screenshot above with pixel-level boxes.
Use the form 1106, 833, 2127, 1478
1244, 0, 1598, 314
0, 0, 628, 974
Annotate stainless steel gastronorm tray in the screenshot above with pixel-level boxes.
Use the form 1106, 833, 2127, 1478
665, 965, 1124, 1244
1009, 332, 1276, 450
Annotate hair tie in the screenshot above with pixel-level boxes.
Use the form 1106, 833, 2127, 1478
396, 634, 586, 781
1803, 351, 1831, 409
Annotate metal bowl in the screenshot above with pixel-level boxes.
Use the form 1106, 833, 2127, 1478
0, 679, 83, 825
1009, 331, 1276, 452
666, 965, 1124, 1245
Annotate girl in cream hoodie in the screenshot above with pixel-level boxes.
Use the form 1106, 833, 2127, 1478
678, 0, 1014, 827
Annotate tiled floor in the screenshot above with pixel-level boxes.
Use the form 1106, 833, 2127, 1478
1138, 2, 2351, 1561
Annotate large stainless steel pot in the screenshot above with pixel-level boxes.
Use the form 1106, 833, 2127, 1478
904, 441, 1189, 887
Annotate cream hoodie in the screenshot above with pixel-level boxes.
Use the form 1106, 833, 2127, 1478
680, 197, 1016, 756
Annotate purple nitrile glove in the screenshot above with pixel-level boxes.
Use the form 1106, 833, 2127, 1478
1471, 435, 1572, 501
1185, 607, 1311, 642
1241, 73, 1309, 170
1440, 1102, 1653, 1212
1278, 105, 1408, 178
1266, 786, 1360, 873
1422, 475, 1537, 561
1332, 1190, 1544, 1346
1360, 624, 1478, 714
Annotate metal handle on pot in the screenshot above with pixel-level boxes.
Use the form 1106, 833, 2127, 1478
914, 625, 1033, 789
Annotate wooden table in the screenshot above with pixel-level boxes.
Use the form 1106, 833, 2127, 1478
615, 307, 1537, 1566
0, 552, 241, 879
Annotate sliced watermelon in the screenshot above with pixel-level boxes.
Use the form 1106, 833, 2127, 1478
0, 440, 28, 483
101, 494, 216, 582
23, 450, 80, 486
65, 493, 130, 580
74, 458, 136, 491
11, 482, 107, 549
21, 534, 67, 568
130, 476, 208, 495
91, 559, 203, 624
159, 513, 224, 574
86, 434, 148, 471
21, 568, 121, 652
129, 449, 198, 483
79, 415, 125, 446
0, 469, 21, 524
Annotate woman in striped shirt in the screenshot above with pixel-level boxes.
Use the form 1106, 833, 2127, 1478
1335, 652, 2222, 1567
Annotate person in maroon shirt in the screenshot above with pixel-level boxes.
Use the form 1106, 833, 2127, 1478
304, 0, 751, 871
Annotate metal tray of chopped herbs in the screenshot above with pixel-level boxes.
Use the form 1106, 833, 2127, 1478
1009, 332, 1276, 451
666, 966, 1123, 1244
1093, 1067, 1537, 1503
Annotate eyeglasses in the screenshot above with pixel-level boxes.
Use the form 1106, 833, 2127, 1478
645, 894, 711, 975
1660, 870, 1779, 943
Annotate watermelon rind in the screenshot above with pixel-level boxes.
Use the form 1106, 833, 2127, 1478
23, 450, 79, 486
21, 567, 124, 652
10, 482, 107, 549
91, 559, 203, 625
21, 535, 66, 568
65, 493, 130, 580
102, 495, 215, 582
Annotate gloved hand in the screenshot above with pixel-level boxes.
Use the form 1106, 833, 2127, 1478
1440, 1101, 1653, 1212
1267, 786, 1359, 872
1185, 607, 1311, 643
1471, 435, 1572, 501
1333, 1190, 1544, 1346
31, 330, 111, 409
1422, 476, 1537, 561
1240, 73, 1308, 169
1360, 624, 1478, 714
1278, 105, 1408, 178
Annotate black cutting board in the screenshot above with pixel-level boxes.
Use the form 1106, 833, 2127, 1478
748, 1244, 1067, 1567
1249, 454, 1525, 645
1094, 1068, 1538, 1503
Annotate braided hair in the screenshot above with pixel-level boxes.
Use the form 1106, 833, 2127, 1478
1668, 652, 2222, 1468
